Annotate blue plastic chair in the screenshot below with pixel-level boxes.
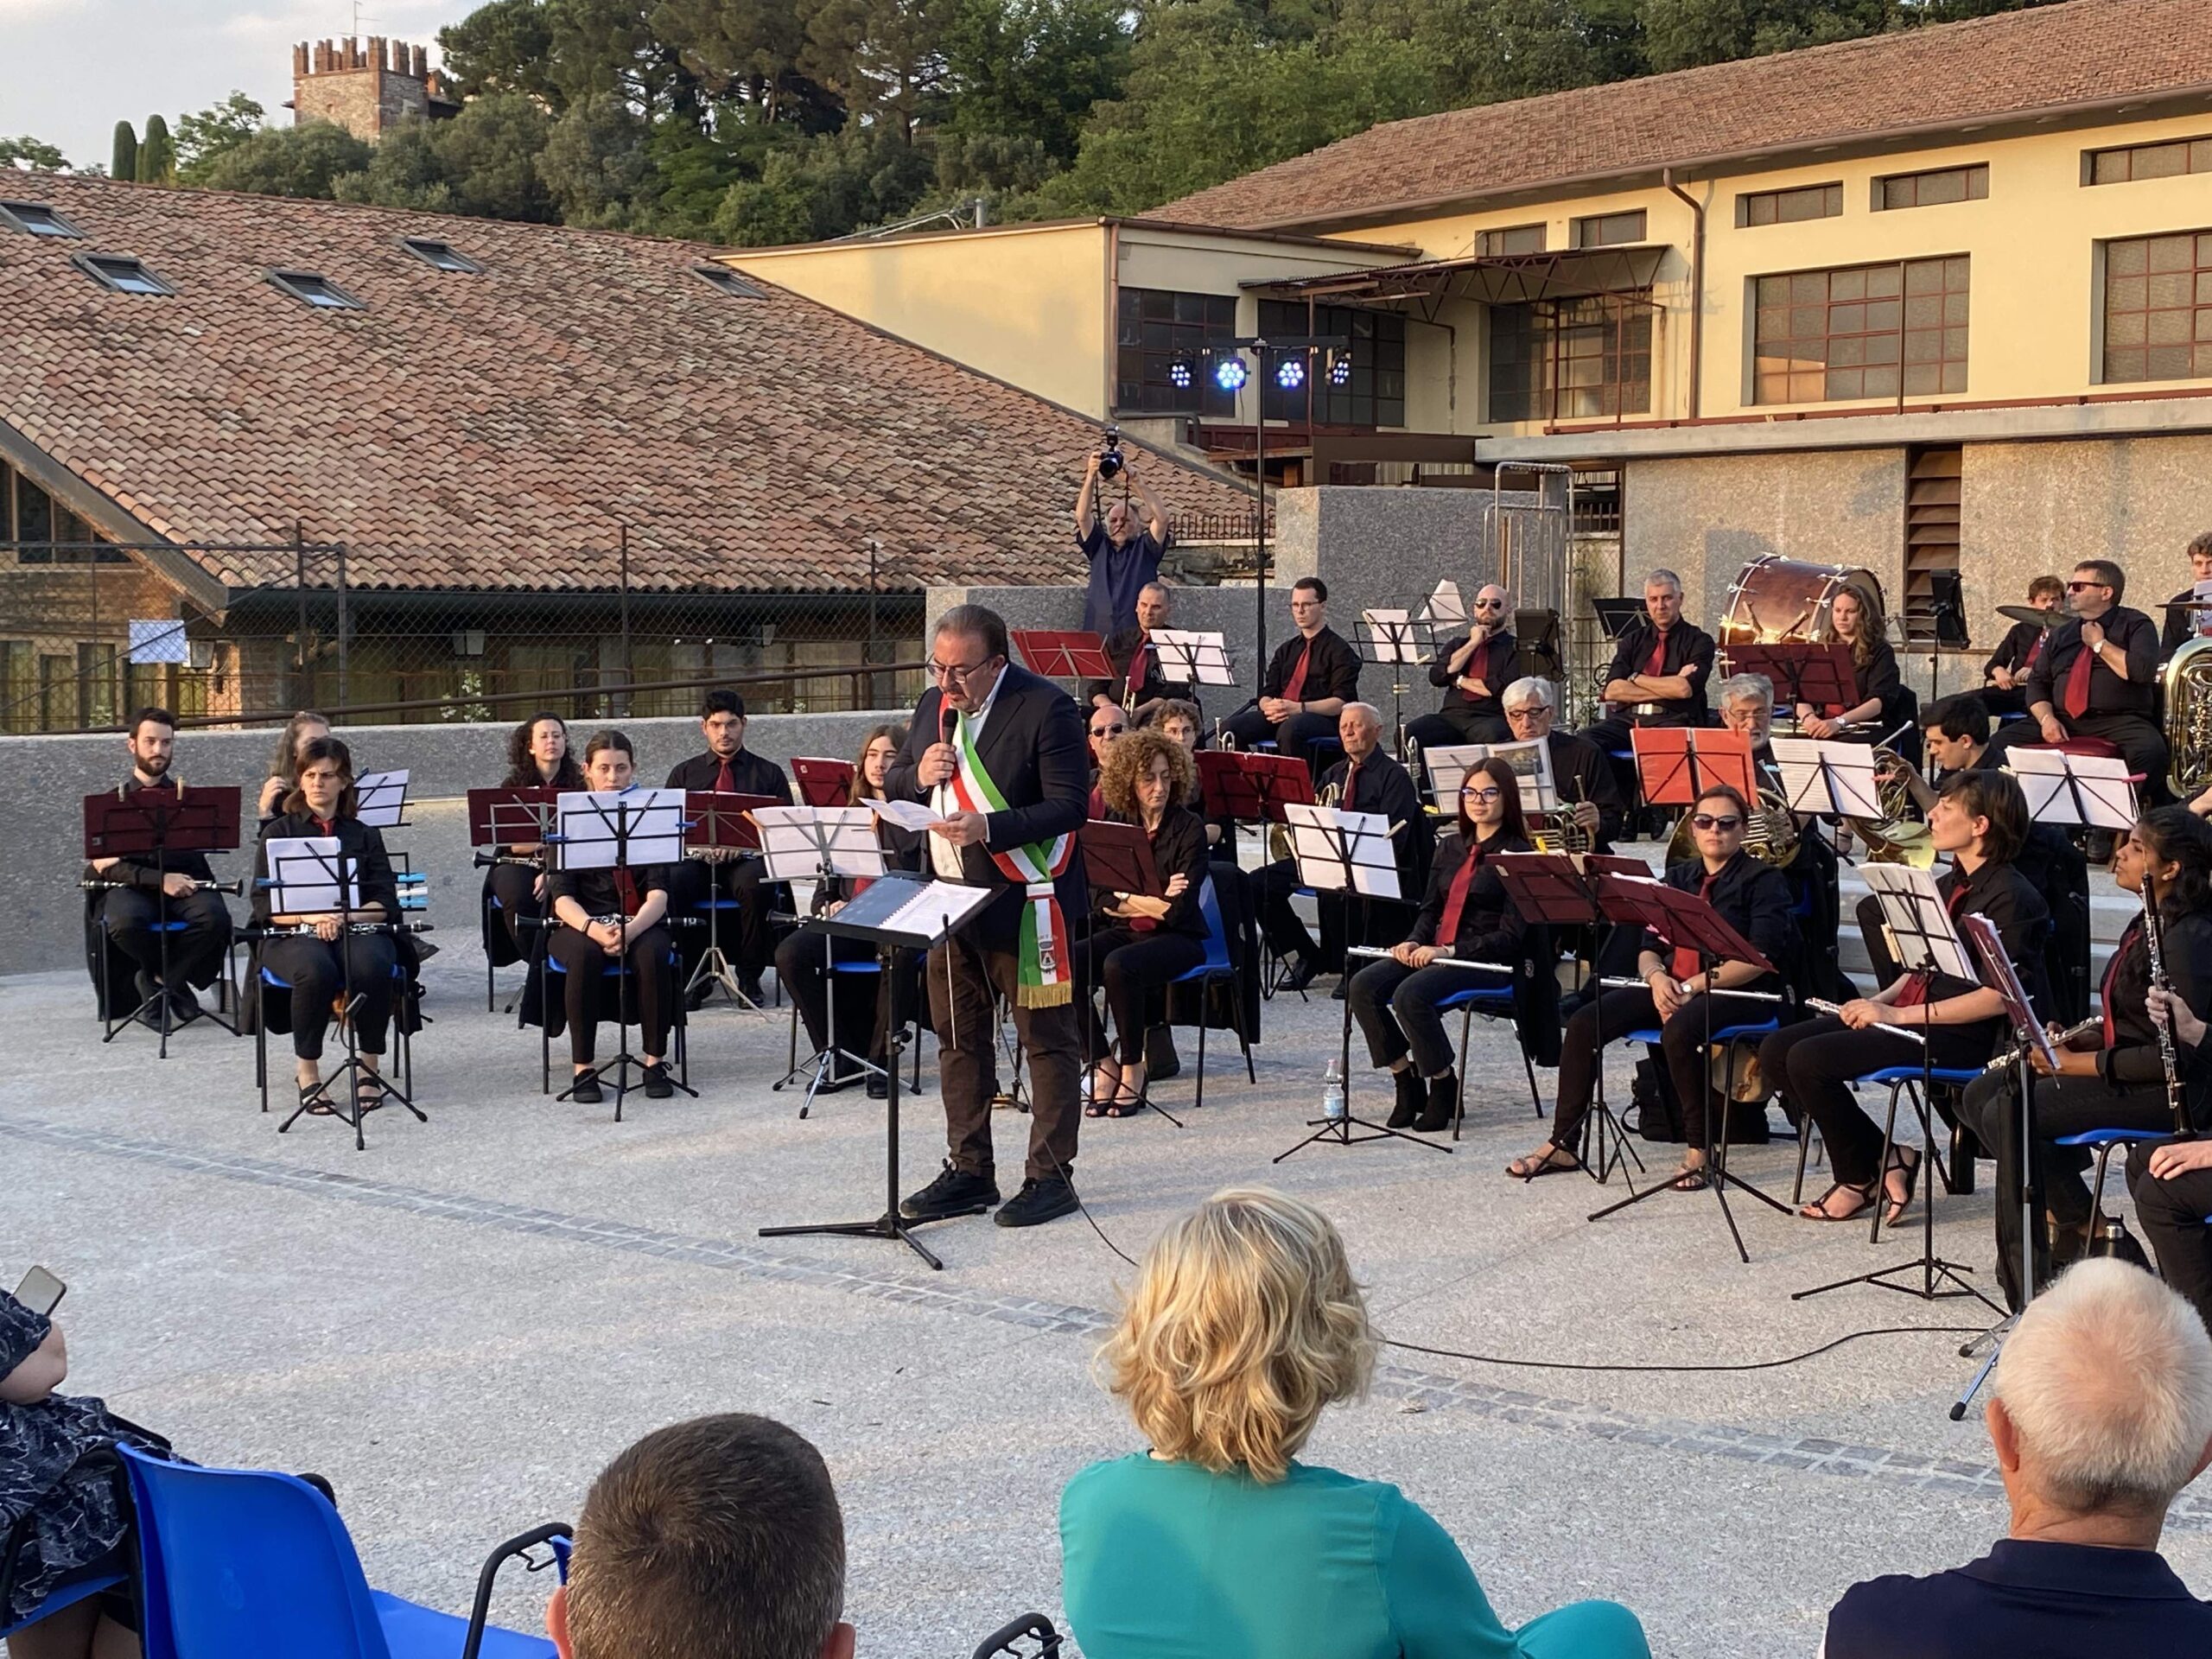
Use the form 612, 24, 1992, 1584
1623, 1016, 1779, 1150
1165, 878, 1255, 1110
118, 1443, 557, 1659
1438, 980, 1541, 1138
1819, 1063, 1981, 1243
2055, 1126, 2171, 1236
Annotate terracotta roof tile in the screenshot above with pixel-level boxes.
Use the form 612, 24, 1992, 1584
0, 176, 1253, 593
1166, 0, 2212, 232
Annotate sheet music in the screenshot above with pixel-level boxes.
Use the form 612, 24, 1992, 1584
861, 798, 947, 833
555, 787, 686, 868
1768, 738, 1881, 818
1360, 608, 1427, 664
2005, 747, 2138, 829
1283, 802, 1401, 900
1421, 579, 1467, 627
753, 805, 886, 880
878, 879, 995, 939
1420, 740, 1554, 811
265, 836, 359, 913
354, 769, 410, 830
1152, 628, 1235, 685
1961, 912, 2061, 1070
1421, 743, 1489, 809
1863, 863, 1976, 981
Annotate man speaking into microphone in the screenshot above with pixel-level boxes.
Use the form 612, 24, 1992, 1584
887, 604, 1091, 1229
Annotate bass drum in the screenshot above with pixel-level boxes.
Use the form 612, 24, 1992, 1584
1719, 555, 1885, 645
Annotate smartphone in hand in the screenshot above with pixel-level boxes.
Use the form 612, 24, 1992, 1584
14, 1265, 65, 1317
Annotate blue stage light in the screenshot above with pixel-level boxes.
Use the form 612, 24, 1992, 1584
1214, 357, 1249, 392
1276, 358, 1306, 391
1328, 351, 1352, 388
1167, 356, 1194, 390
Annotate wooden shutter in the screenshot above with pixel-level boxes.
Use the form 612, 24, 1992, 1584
1903, 445, 1961, 643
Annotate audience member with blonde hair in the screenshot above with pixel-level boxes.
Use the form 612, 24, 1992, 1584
1822, 1258, 2212, 1656
1060, 1186, 1649, 1658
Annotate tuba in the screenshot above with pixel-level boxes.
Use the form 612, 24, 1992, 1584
2164, 637, 2212, 802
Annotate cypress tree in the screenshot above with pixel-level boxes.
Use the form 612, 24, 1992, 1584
137, 114, 173, 184
111, 120, 137, 182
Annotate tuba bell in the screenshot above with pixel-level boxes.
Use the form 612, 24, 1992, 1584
2164, 637, 2212, 802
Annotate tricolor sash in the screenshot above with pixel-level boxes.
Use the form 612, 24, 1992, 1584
946, 710, 1075, 1006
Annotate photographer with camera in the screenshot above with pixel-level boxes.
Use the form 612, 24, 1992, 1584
1076, 431, 1171, 638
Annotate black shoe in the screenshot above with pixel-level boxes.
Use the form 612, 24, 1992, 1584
866, 1074, 889, 1100
1388, 1068, 1423, 1128
737, 975, 766, 1006
1275, 956, 1318, 994
569, 1073, 604, 1104
643, 1061, 675, 1099
900, 1163, 1000, 1220
1330, 976, 1349, 1001
1145, 1026, 1181, 1080
683, 979, 714, 1013
166, 989, 202, 1025
994, 1175, 1079, 1229
1414, 1072, 1458, 1134
812, 1065, 864, 1095
134, 970, 160, 1005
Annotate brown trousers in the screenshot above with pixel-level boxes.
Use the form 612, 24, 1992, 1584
925, 927, 1082, 1183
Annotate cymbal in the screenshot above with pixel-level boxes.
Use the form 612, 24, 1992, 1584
1995, 604, 2059, 629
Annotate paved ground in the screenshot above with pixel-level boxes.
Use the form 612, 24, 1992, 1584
10, 849, 2203, 1658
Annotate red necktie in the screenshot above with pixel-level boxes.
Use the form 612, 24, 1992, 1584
615, 868, 641, 917
714, 756, 735, 793
1281, 641, 1313, 704
1669, 874, 1719, 983
1437, 843, 1482, 945
2022, 632, 2044, 672
2101, 920, 2140, 1048
2062, 639, 2094, 720
1466, 642, 1490, 695
1342, 761, 1360, 809
1127, 641, 1147, 696
1645, 632, 1668, 676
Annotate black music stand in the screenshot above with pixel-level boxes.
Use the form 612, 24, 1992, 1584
469, 785, 564, 1017
1513, 607, 1563, 683
1077, 819, 1181, 1126
760, 870, 994, 1271
1586, 879, 1791, 1262
682, 790, 784, 1010
263, 837, 425, 1150
1150, 629, 1236, 691
1359, 607, 1429, 758
1012, 629, 1116, 683
550, 788, 697, 1119
1492, 853, 1653, 1185
1767, 737, 1885, 820
1592, 598, 1643, 641
759, 804, 890, 1116
1723, 643, 1858, 719
84, 786, 244, 1056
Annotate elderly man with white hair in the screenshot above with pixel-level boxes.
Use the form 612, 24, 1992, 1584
1497, 676, 1626, 851
1823, 1258, 2212, 1656
1408, 582, 1516, 748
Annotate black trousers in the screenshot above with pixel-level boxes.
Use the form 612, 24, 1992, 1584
1349, 957, 1487, 1079
2126, 1147, 2212, 1335
261, 931, 397, 1060
102, 887, 232, 991
1405, 708, 1509, 750
1551, 983, 1770, 1152
1251, 859, 1414, 973
925, 927, 1081, 1183
549, 922, 674, 1064
670, 855, 780, 982
1961, 1065, 2174, 1308
487, 862, 543, 956
1977, 683, 2028, 717
1985, 709, 2171, 806
774, 928, 915, 1065
1758, 1014, 1994, 1188
1222, 705, 1339, 772
1073, 925, 1206, 1065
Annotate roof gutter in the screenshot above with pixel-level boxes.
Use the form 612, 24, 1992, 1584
1662, 168, 1704, 422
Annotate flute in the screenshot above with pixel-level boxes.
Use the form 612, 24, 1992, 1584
1804, 996, 1926, 1045
1599, 976, 1783, 1001
79, 876, 244, 894
2143, 876, 2185, 1132
1979, 1016, 2100, 1076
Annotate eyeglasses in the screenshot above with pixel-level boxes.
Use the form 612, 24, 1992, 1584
2065, 580, 2109, 593
928, 655, 999, 683
1690, 814, 1743, 831
1504, 706, 1544, 719
1090, 724, 1125, 738
1465, 786, 1503, 804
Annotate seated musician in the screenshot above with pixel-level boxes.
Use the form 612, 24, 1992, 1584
1764, 772, 2047, 1225
1983, 559, 2171, 806
548, 729, 679, 1103
2158, 531, 2212, 656
664, 690, 792, 1006
1717, 671, 1849, 1007
1962, 806, 2212, 1308
1498, 676, 1623, 851
1575, 568, 1716, 761
1087, 582, 1192, 728
1153, 698, 1224, 849
1349, 758, 1548, 1134
1793, 583, 1909, 760
1980, 575, 2063, 717
1220, 578, 1360, 772
252, 736, 399, 1116
1252, 702, 1433, 995
1406, 583, 1514, 749
2126, 925, 2212, 1334
256, 709, 330, 823
1512, 784, 1793, 1185
1074, 728, 1211, 1118
85, 705, 236, 1027
772, 723, 922, 1101
481, 711, 586, 963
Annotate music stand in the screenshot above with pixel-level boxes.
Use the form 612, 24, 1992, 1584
1768, 737, 1885, 819
1585, 877, 1792, 1262
550, 787, 695, 1118
2005, 747, 2138, 830
1150, 629, 1235, 688
1197, 749, 1312, 862
760, 870, 995, 1270
1360, 608, 1430, 757
1012, 629, 1115, 683
683, 790, 785, 1010
1077, 820, 1182, 1126
354, 770, 410, 831
84, 785, 244, 1056
1421, 580, 1468, 629
469, 785, 566, 1016
1592, 597, 1644, 641
757, 804, 889, 1116
1513, 607, 1563, 683
791, 758, 857, 808
1722, 644, 1857, 718
1492, 852, 1654, 1185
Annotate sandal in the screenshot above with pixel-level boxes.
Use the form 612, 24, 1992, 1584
297, 1079, 335, 1116
1506, 1143, 1581, 1180
1669, 1162, 1711, 1192
1083, 1064, 1122, 1118
1103, 1065, 1148, 1119
353, 1075, 388, 1115
1882, 1146, 1923, 1227
1798, 1180, 1875, 1223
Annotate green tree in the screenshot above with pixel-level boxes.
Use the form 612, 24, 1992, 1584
195, 121, 373, 199
713, 119, 933, 242
429, 92, 558, 219
330, 120, 458, 212
175, 93, 267, 181
0, 135, 70, 171
441, 0, 563, 102
137, 112, 175, 183
111, 121, 138, 183
940, 0, 1130, 165
538, 92, 656, 226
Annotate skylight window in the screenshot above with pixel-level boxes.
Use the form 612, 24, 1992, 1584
0, 200, 83, 238
74, 253, 176, 296
401, 236, 481, 273
693, 264, 764, 299
267, 269, 364, 310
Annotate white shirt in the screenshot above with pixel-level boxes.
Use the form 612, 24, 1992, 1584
930, 668, 1007, 881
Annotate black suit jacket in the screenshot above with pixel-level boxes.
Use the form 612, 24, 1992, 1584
1318, 749, 1434, 897
885, 664, 1091, 948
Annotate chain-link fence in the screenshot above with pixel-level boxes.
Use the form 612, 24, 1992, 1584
0, 537, 926, 734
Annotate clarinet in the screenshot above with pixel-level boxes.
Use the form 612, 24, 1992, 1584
2143, 876, 2186, 1132
472, 853, 543, 870
251, 921, 435, 938
79, 876, 244, 894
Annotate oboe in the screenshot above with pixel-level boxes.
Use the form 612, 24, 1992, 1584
2144, 874, 2185, 1131
79, 876, 244, 894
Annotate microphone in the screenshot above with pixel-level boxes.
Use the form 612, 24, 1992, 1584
940, 704, 957, 747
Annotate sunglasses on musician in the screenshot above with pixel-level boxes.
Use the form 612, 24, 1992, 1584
1691, 813, 1742, 831
2066, 580, 2109, 592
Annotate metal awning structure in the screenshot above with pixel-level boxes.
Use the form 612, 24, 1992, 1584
1244, 244, 1669, 308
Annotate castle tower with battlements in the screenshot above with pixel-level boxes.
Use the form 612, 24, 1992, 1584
289, 38, 459, 142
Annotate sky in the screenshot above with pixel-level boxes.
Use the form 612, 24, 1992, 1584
0, 0, 474, 173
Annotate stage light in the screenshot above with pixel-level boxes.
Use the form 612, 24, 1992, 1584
1167, 355, 1194, 391
1327, 351, 1352, 388
1214, 356, 1249, 392
1276, 358, 1306, 391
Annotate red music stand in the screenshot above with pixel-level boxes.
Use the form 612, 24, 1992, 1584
1630, 728, 1755, 809
1197, 750, 1313, 824
1013, 629, 1115, 682
1079, 818, 1163, 898
467, 785, 564, 849
1726, 643, 1858, 715
791, 758, 857, 808
83, 785, 245, 1056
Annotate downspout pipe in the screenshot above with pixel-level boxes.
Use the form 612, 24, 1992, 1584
1662, 168, 1704, 423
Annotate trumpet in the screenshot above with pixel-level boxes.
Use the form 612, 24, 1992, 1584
79, 875, 244, 894
1978, 1017, 2101, 1076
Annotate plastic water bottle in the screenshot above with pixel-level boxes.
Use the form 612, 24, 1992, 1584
1322, 1058, 1346, 1122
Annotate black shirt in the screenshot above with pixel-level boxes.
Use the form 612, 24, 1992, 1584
1983, 618, 2049, 680
1426, 629, 1516, 719
1910, 858, 2049, 1034
546, 853, 672, 921
1545, 731, 1627, 851
1816, 638, 1900, 716
664, 748, 792, 800
1318, 748, 1434, 895
2024, 607, 2159, 718
1090, 626, 1198, 718
1603, 619, 1716, 726
1646, 849, 1795, 981
252, 811, 399, 924
100, 775, 219, 885
1094, 805, 1211, 938
2161, 584, 2212, 654
1410, 829, 1532, 957
1260, 626, 1360, 707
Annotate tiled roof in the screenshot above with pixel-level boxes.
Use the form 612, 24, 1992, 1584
0, 176, 1254, 593
1166, 0, 2212, 232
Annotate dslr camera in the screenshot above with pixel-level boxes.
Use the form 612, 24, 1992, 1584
1095, 425, 1125, 481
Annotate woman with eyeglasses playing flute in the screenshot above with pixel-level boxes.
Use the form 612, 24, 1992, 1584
480, 711, 587, 965
1511, 784, 1793, 1187
1967, 807, 2212, 1308
251, 736, 400, 1116
1760, 772, 2048, 1227
1349, 757, 1552, 1134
